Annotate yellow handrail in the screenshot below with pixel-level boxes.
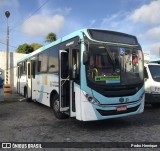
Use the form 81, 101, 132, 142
88, 68, 98, 78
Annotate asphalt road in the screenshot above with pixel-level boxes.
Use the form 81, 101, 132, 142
0, 96, 160, 150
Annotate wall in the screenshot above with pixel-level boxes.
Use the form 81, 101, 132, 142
0, 68, 4, 101
0, 51, 27, 93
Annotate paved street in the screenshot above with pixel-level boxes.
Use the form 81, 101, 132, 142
0, 95, 160, 150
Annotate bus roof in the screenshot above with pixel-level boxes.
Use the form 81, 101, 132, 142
17, 28, 88, 63
17, 28, 138, 63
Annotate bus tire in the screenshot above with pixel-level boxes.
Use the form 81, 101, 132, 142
51, 94, 69, 119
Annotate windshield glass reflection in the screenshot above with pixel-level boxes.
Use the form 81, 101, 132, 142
86, 43, 143, 85
149, 65, 160, 82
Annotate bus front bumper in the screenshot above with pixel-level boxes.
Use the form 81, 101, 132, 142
145, 93, 160, 104
81, 99, 144, 121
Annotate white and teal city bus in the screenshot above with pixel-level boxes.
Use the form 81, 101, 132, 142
17, 29, 144, 121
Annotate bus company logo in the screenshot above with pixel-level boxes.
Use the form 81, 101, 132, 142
126, 98, 129, 102
66, 41, 74, 46
2, 143, 11, 148
119, 97, 124, 103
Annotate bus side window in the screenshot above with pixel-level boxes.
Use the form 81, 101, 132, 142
18, 66, 20, 78
48, 48, 59, 73
23, 61, 26, 74
144, 67, 148, 79
32, 62, 36, 79
38, 51, 48, 73
20, 65, 23, 78
37, 61, 41, 72
28, 63, 30, 79
61, 51, 69, 79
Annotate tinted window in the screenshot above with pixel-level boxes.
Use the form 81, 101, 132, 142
28, 63, 30, 79
20, 64, 23, 76
18, 67, 20, 78
32, 62, 36, 79
88, 29, 138, 45
148, 65, 160, 82
22, 61, 26, 74
48, 48, 59, 73
38, 51, 48, 72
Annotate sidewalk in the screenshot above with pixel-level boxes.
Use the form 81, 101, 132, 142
4, 93, 24, 102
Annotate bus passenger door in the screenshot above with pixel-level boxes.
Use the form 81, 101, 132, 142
27, 62, 32, 98
59, 50, 70, 112
31, 60, 36, 100
70, 49, 80, 117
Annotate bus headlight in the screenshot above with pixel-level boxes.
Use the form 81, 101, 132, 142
84, 93, 100, 105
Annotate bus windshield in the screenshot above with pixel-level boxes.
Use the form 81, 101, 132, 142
148, 65, 160, 82
86, 42, 143, 86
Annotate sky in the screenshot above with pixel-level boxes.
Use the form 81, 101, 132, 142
0, 0, 160, 58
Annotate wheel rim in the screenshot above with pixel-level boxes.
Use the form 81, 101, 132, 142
54, 98, 59, 112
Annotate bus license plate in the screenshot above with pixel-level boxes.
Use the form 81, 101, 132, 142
117, 106, 127, 112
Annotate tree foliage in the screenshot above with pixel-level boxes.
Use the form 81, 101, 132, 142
45, 32, 57, 43
16, 43, 34, 54
30, 43, 43, 50
16, 43, 43, 54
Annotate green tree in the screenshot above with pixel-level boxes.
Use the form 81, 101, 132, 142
16, 43, 34, 54
45, 32, 57, 43
31, 43, 43, 50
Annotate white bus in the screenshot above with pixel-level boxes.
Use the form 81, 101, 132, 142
144, 63, 160, 107
17, 28, 144, 121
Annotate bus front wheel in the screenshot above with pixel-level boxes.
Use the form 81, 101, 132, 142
51, 94, 69, 119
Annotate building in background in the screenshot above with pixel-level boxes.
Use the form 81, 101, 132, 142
0, 51, 26, 93
143, 53, 150, 64
150, 58, 160, 64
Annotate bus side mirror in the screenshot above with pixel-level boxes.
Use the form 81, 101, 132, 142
83, 51, 89, 65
